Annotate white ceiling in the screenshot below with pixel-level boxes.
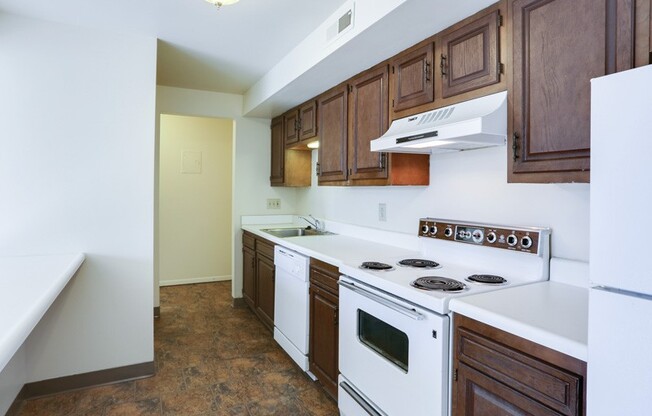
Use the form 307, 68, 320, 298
0, 0, 348, 94
0, 0, 496, 116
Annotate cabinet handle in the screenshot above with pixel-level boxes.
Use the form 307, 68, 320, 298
440, 54, 447, 77
512, 132, 520, 161
379, 153, 386, 169
425, 60, 431, 82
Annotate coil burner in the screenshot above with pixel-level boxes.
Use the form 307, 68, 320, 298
360, 261, 394, 271
398, 259, 440, 269
411, 276, 466, 292
465, 274, 507, 285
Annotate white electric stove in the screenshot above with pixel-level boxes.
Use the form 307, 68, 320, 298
337, 218, 550, 416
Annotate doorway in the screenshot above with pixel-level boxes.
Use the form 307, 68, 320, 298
157, 114, 233, 288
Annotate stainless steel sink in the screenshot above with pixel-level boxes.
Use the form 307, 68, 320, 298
262, 227, 335, 238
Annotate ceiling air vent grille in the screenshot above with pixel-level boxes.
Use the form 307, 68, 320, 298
418, 107, 455, 126
326, 2, 355, 44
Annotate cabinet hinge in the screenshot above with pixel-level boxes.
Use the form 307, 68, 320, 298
334, 310, 338, 326
379, 153, 386, 170
316, 162, 321, 176
500, 63, 505, 74
454, 368, 458, 382
392, 99, 395, 108
498, 14, 503, 27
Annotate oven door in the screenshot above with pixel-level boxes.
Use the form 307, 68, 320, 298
338, 276, 449, 416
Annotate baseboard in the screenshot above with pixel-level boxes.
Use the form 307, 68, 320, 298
22, 361, 155, 400
153, 306, 160, 318
159, 275, 231, 287
5, 386, 28, 416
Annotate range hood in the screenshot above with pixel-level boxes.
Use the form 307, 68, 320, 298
371, 91, 507, 154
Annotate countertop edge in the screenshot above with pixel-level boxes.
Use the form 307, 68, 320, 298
0, 253, 86, 373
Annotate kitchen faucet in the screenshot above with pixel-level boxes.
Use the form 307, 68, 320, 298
300, 215, 324, 231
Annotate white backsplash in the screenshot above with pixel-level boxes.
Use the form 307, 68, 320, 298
297, 146, 590, 262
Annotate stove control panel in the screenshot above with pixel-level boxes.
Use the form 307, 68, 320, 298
418, 218, 543, 254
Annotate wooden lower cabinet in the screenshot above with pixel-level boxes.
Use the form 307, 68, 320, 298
452, 314, 586, 416
241, 231, 275, 332
309, 258, 339, 400
255, 253, 275, 331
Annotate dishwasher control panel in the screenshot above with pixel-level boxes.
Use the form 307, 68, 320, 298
418, 218, 546, 255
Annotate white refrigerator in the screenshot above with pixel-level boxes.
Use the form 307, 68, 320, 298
589, 64, 652, 415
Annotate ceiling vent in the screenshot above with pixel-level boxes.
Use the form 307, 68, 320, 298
326, 2, 355, 44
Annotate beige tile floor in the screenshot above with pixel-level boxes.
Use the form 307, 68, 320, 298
16, 282, 338, 416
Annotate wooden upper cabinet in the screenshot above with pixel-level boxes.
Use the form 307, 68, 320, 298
439, 9, 501, 98
284, 109, 300, 146
348, 64, 389, 181
270, 116, 285, 185
299, 101, 318, 141
317, 84, 349, 184
390, 42, 435, 112
508, 0, 635, 183
270, 115, 311, 187
634, 0, 652, 67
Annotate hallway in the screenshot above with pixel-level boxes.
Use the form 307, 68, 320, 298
17, 282, 338, 415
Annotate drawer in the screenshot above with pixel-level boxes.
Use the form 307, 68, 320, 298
242, 231, 255, 250
255, 238, 275, 259
310, 258, 339, 295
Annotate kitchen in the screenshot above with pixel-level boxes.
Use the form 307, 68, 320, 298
0, 0, 650, 415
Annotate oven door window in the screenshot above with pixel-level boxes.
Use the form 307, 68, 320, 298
357, 309, 409, 372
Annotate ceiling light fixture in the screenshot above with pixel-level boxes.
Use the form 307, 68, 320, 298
205, 0, 240, 10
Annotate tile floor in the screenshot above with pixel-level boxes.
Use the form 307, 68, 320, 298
16, 282, 339, 416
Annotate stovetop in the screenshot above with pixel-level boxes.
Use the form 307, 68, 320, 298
338, 218, 551, 315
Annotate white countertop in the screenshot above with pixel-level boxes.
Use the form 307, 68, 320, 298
242, 223, 420, 268
449, 281, 588, 361
0, 253, 85, 372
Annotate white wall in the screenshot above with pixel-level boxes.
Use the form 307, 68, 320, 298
298, 146, 590, 261
0, 13, 156, 382
156, 86, 298, 301
0, 345, 25, 415
159, 115, 233, 285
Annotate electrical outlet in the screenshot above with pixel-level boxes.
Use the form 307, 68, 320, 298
267, 198, 281, 209
378, 203, 387, 221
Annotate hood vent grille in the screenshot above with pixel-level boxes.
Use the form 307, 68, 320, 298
418, 107, 455, 125
370, 91, 507, 154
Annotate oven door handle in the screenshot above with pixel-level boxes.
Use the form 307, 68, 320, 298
338, 280, 426, 321
340, 381, 385, 416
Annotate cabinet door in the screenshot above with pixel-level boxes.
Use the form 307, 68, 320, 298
284, 110, 300, 146
509, 0, 634, 183
349, 65, 389, 181
242, 246, 256, 311
440, 10, 501, 98
391, 42, 434, 112
309, 284, 338, 400
270, 116, 285, 186
299, 101, 318, 141
318, 85, 348, 183
255, 255, 275, 332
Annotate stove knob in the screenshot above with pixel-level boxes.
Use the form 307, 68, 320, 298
521, 235, 533, 249
486, 232, 497, 243
444, 227, 453, 238
429, 225, 438, 235
472, 230, 484, 243
507, 234, 518, 247
421, 224, 429, 234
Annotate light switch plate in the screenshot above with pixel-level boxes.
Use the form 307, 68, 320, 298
378, 203, 387, 221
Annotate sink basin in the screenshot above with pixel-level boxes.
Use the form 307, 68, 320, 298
262, 227, 335, 238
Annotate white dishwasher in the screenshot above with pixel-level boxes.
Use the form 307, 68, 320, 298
273, 245, 312, 374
